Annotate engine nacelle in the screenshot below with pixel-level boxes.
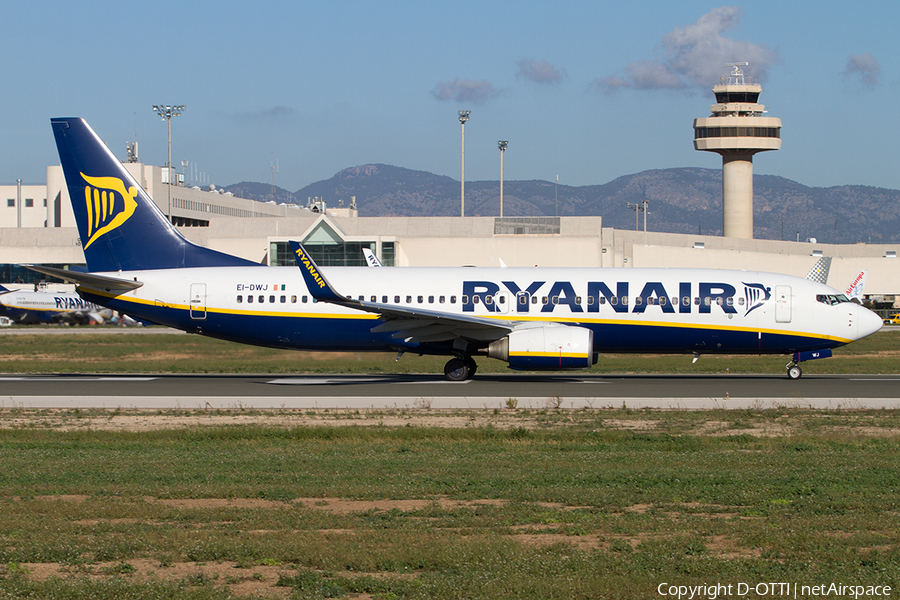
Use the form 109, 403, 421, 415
487, 325, 595, 370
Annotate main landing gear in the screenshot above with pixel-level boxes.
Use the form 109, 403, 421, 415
444, 356, 477, 381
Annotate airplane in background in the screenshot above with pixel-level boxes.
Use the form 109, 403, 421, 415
30, 118, 883, 380
0, 283, 111, 325
362, 247, 383, 267
845, 270, 867, 303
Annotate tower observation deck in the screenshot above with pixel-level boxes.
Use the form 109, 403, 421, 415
693, 63, 781, 239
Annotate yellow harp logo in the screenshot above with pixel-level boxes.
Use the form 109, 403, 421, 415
80, 173, 139, 249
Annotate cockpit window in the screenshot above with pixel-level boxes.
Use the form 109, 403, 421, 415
816, 294, 851, 306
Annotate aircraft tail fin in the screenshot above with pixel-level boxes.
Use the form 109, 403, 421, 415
845, 270, 867, 301
805, 256, 832, 284
50, 118, 257, 272
362, 247, 383, 267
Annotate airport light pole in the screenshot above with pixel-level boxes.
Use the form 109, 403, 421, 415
152, 104, 186, 220
498, 140, 508, 218
459, 110, 470, 217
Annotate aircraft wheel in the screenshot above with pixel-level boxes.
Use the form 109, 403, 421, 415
464, 356, 478, 377
787, 365, 802, 380
444, 358, 471, 382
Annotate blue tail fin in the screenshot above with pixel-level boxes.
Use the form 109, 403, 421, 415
51, 118, 258, 272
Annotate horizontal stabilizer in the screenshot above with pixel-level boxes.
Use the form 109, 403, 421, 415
25, 265, 143, 292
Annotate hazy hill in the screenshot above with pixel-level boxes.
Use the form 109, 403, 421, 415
223, 165, 900, 244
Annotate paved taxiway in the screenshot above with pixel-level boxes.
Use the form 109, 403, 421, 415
2, 373, 899, 410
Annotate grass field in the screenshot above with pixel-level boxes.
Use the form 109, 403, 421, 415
0, 412, 898, 599
0, 329, 898, 599
1, 327, 899, 375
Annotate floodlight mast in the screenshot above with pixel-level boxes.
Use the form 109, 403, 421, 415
152, 104, 186, 220
458, 110, 470, 217
498, 140, 508, 218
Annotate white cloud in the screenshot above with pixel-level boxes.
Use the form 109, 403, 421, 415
516, 59, 566, 84
597, 6, 779, 92
844, 53, 880, 87
431, 78, 501, 104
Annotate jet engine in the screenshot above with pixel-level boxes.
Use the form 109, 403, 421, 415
487, 325, 596, 370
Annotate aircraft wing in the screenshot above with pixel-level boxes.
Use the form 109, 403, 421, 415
24, 265, 143, 293
290, 241, 511, 343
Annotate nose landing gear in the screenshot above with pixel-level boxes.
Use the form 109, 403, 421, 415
786, 361, 802, 380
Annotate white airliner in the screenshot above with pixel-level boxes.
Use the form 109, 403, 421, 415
31, 118, 882, 380
0, 283, 110, 325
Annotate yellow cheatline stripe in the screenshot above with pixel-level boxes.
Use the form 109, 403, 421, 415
81, 288, 851, 343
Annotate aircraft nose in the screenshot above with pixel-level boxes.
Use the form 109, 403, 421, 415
855, 304, 883, 340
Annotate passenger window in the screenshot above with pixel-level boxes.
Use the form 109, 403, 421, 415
726, 297, 733, 306
439, 296, 445, 304
498, 295, 505, 304
237, 295, 243, 303
485, 295, 493, 305
417, 295, 423, 303
704, 297, 711, 306
406, 296, 412, 303
428, 295, 434, 303
248, 296, 254, 304
302, 295, 308, 303
551, 296, 558, 305
461, 295, 468, 304
659, 296, 667, 306
683, 297, 690, 306
610, 296, 617, 306
473, 295, 480, 304
587, 296, 594, 306
531, 296, 538, 304
382, 296, 388, 303
575, 296, 582, 305
694, 297, 700, 305
542, 296, 549, 305
450, 296, 457, 304
259, 295, 265, 303
634, 296, 643, 306
622, 296, 629, 305
291, 295, 297, 303
518, 294, 528, 305
738, 297, 744, 306
599, 296, 606, 305
394, 295, 400, 303
280, 295, 286, 303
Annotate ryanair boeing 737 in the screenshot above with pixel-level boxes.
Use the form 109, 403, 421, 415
31, 118, 882, 380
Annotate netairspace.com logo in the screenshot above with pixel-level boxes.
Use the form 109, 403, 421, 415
657, 582, 892, 599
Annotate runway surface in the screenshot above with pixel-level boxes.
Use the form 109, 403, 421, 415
2, 372, 899, 410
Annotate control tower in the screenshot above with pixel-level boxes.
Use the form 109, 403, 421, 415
693, 63, 781, 239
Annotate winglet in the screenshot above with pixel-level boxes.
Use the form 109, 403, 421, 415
289, 241, 347, 303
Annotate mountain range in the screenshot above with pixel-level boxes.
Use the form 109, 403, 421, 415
223, 165, 900, 244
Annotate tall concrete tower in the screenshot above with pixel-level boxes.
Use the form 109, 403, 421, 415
693, 63, 781, 239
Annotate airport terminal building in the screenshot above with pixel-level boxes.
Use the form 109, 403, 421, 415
1, 162, 898, 309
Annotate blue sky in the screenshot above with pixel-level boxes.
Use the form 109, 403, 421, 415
2, 1, 898, 193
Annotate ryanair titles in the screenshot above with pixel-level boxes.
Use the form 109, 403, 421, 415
462, 280, 771, 316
